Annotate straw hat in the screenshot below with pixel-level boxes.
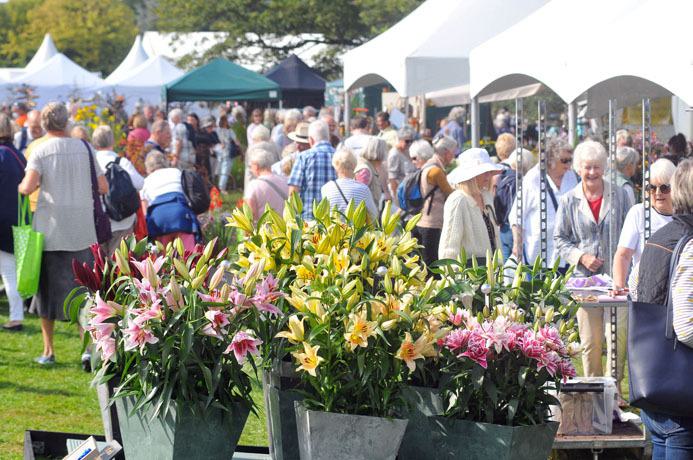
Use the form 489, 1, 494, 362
447, 148, 503, 185
288, 122, 310, 144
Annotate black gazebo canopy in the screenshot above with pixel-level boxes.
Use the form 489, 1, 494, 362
264, 54, 326, 108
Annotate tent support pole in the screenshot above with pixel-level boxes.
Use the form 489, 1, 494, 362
420, 95, 427, 135
567, 101, 577, 146
642, 98, 652, 241
471, 96, 480, 147
608, 98, 618, 381
514, 98, 524, 261
279, 100, 283, 110
537, 100, 548, 267
344, 89, 351, 137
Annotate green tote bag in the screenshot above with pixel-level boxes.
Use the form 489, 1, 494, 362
12, 195, 44, 299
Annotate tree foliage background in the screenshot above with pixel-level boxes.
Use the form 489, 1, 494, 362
0, 0, 138, 75
154, 0, 424, 79
0, 0, 422, 80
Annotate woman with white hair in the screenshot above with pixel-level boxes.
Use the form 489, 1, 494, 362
610, 158, 675, 401
321, 148, 378, 221
355, 136, 389, 205
415, 135, 455, 266
615, 146, 639, 206
92, 125, 144, 255
510, 139, 579, 267
244, 147, 289, 222
18, 102, 109, 365
409, 139, 434, 169
633, 159, 693, 457
554, 140, 631, 379
439, 148, 503, 264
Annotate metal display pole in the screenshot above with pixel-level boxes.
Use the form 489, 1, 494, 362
608, 99, 618, 380
568, 101, 577, 147
642, 98, 652, 240
515, 98, 524, 259
537, 100, 548, 267
471, 96, 480, 147
344, 90, 351, 137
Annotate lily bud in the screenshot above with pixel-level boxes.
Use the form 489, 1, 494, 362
209, 266, 225, 291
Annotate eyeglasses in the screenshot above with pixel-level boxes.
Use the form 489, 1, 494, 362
559, 157, 573, 164
646, 183, 671, 194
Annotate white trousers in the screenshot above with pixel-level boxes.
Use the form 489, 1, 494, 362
0, 250, 24, 321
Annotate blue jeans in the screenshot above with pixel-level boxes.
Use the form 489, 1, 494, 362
641, 410, 693, 459
499, 223, 513, 261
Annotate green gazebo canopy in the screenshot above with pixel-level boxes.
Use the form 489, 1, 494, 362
164, 58, 281, 103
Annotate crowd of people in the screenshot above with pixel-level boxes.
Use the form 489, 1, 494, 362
2, 99, 693, 456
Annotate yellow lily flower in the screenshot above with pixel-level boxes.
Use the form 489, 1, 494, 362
396, 332, 426, 373
293, 342, 324, 377
276, 315, 305, 344
343, 310, 377, 351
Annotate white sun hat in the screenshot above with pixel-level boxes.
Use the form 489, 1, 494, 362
447, 148, 504, 185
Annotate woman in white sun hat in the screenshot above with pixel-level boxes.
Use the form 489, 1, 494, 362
439, 147, 503, 265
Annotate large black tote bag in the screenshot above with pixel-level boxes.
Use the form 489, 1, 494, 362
628, 234, 693, 416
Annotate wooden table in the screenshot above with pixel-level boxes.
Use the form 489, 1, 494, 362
553, 421, 650, 459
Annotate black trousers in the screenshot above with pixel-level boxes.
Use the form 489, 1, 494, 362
414, 226, 442, 268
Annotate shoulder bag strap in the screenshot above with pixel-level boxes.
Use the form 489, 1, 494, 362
258, 177, 288, 201
17, 194, 30, 226
332, 180, 349, 206
420, 164, 439, 215
2, 144, 27, 169
666, 233, 693, 339
546, 184, 559, 212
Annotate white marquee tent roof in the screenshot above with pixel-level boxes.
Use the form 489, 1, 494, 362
106, 35, 149, 83
342, 0, 548, 97
470, 0, 688, 115
25, 33, 59, 73
106, 55, 184, 109
11, 53, 104, 106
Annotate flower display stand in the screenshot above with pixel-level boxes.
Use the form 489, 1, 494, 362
294, 402, 408, 460
397, 386, 444, 460
115, 397, 250, 460
262, 360, 304, 460
429, 417, 559, 460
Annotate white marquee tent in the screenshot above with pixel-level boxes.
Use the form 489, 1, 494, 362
342, 0, 548, 97
0, 33, 58, 83
105, 55, 184, 110
106, 35, 149, 84
11, 53, 105, 107
25, 33, 59, 73
469, 0, 690, 116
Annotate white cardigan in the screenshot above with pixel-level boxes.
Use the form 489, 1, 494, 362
438, 190, 500, 261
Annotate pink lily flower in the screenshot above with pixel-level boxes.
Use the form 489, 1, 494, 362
202, 309, 231, 339
224, 330, 262, 364
132, 300, 164, 325
95, 336, 117, 362
90, 292, 124, 324
122, 319, 159, 351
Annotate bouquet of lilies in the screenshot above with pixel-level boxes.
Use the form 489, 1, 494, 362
65, 237, 284, 418
227, 198, 443, 416
437, 301, 578, 426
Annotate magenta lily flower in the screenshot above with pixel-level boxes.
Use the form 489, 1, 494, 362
224, 330, 262, 364
202, 309, 230, 339
90, 292, 124, 324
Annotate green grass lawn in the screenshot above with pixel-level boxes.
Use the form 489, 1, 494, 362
0, 300, 268, 459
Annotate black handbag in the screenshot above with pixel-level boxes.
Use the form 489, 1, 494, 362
628, 233, 693, 416
82, 140, 112, 244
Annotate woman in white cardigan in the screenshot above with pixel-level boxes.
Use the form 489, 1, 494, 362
439, 148, 503, 264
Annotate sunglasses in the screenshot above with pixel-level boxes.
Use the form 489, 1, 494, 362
646, 183, 671, 194
411, 156, 418, 161
559, 157, 573, 164
403, 139, 413, 145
